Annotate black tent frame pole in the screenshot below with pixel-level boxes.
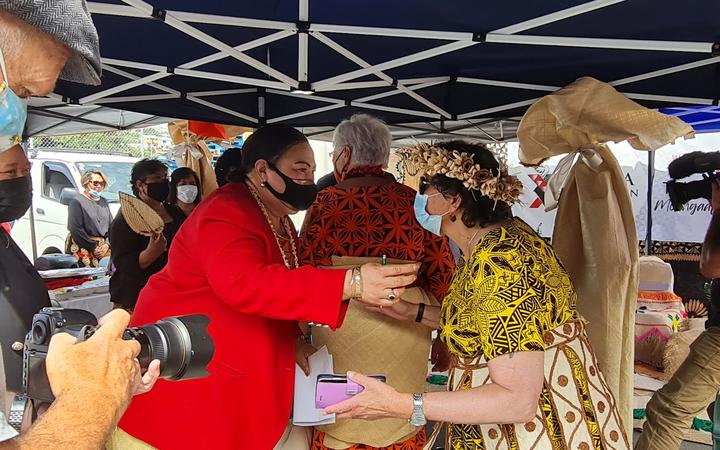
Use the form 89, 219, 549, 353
645, 151, 655, 256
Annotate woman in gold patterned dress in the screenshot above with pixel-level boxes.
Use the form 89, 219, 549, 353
324, 141, 630, 450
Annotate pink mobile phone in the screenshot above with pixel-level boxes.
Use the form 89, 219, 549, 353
315, 374, 387, 409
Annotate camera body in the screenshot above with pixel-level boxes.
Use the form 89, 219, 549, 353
23, 308, 98, 403
666, 151, 720, 211
23, 307, 215, 403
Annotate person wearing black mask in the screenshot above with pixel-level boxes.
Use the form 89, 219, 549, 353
117, 124, 419, 449
109, 159, 185, 312
0, 145, 51, 400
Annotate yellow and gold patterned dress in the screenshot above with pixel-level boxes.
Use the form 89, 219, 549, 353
439, 218, 629, 450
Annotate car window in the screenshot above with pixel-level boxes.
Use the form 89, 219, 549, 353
75, 161, 135, 203
42, 163, 75, 201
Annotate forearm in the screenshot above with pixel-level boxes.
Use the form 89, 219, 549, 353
422, 383, 536, 425
138, 249, 159, 270
8, 389, 124, 450
208, 261, 349, 325
701, 211, 720, 278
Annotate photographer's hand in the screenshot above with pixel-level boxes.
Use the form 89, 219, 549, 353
134, 359, 161, 396
92, 312, 161, 397
46, 309, 140, 410
4, 310, 144, 450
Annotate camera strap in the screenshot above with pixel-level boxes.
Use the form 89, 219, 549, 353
6, 395, 26, 433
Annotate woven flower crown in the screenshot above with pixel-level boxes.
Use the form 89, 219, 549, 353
397, 143, 523, 204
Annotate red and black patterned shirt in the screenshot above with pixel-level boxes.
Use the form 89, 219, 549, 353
299, 181, 455, 302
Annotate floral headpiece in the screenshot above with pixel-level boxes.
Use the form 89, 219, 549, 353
397, 143, 523, 204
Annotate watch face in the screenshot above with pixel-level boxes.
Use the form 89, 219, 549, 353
410, 415, 427, 427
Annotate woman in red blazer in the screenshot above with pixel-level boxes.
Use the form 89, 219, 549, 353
118, 125, 418, 450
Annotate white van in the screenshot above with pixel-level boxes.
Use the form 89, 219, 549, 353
11, 149, 139, 260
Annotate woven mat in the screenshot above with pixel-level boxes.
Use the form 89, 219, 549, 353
634, 362, 665, 381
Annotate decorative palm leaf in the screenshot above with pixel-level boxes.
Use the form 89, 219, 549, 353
684, 299, 708, 318
119, 192, 164, 237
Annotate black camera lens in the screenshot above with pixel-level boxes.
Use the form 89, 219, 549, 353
23, 309, 214, 405
126, 314, 214, 381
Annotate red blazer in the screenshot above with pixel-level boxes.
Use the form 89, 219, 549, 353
119, 183, 348, 449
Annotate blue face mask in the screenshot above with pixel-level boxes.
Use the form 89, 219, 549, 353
414, 192, 447, 236
88, 189, 102, 200
0, 48, 27, 153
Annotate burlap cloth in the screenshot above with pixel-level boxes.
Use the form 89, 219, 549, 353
517, 76, 693, 431
313, 256, 435, 449
168, 120, 237, 198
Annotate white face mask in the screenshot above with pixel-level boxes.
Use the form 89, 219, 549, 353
176, 184, 198, 204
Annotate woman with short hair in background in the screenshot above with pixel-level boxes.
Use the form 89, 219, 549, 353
66, 170, 113, 267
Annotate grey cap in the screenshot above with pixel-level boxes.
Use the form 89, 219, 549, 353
1, 0, 101, 85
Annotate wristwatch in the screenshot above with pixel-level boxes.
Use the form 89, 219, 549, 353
409, 393, 427, 427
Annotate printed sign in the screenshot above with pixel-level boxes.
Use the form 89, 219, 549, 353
510, 163, 712, 243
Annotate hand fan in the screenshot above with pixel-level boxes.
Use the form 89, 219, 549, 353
119, 191, 164, 237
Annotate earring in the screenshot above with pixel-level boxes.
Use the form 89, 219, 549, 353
450, 214, 457, 223
260, 182, 266, 187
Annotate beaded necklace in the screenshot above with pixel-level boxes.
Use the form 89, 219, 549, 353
247, 183, 299, 269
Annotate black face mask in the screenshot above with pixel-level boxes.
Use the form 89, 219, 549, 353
0, 176, 32, 223
265, 164, 318, 210
146, 180, 170, 202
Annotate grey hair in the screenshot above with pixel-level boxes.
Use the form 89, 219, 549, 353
332, 114, 392, 169
80, 170, 107, 188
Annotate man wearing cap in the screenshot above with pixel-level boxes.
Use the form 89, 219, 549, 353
0, 3, 158, 449
637, 181, 720, 449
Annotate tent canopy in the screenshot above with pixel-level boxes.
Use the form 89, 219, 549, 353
660, 106, 720, 134
42, 0, 720, 141
27, 96, 171, 137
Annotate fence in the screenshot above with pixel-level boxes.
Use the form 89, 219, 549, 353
28, 127, 173, 158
